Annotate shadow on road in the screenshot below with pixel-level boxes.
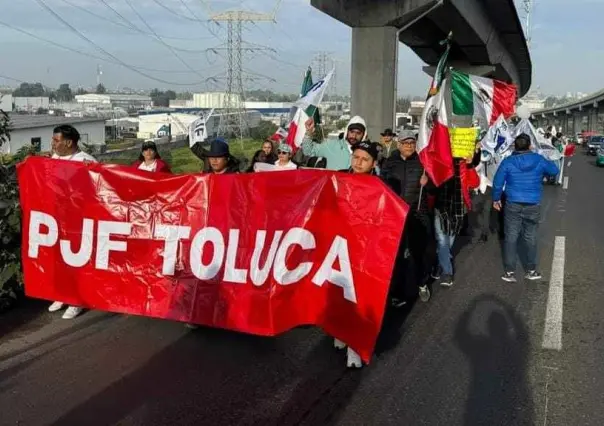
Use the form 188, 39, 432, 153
48, 326, 361, 426
455, 295, 534, 426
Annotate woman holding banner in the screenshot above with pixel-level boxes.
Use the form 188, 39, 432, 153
131, 141, 172, 173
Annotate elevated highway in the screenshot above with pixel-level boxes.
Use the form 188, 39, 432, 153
531, 89, 604, 135
310, 0, 532, 139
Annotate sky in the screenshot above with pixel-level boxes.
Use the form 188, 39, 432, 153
0, 0, 603, 97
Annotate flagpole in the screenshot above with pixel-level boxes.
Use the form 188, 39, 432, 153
417, 170, 427, 212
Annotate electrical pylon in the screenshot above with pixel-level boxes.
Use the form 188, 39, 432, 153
202, 1, 283, 138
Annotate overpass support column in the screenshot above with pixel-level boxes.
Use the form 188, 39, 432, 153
572, 112, 580, 135
589, 109, 598, 132
351, 26, 398, 140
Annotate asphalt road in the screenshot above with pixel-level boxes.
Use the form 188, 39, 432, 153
1, 150, 602, 426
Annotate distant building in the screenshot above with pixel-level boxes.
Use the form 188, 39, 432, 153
408, 101, 425, 126
137, 112, 200, 140
0, 94, 12, 111
192, 92, 240, 109
169, 99, 195, 108
14, 97, 50, 113
75, 93, 153, 111
519, 98, 545, 112
1, 115, 105, 154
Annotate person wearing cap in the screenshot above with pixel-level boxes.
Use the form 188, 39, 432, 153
333, 140, 380, 369
377, 128, 397, 169
132, 140, 171, 173
273, 143, 298, 170
302, 116, 368, 171
204, 137, 240, 174
381, 129, 432, 304
341, 141, 379, 175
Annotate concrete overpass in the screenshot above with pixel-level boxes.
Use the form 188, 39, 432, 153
310, 0, 532, 139
531, 89, 604, 135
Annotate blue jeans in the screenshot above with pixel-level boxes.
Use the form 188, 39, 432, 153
434, 211, 456, 276
503, 202, 540, 272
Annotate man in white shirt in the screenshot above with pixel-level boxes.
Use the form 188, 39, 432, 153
48, 124, 97, 319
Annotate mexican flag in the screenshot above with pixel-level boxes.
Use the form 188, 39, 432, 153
451, 70, 517, 126
285, 69, 334, 151
417, 37, 454, 187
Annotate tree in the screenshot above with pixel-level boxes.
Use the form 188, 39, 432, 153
55, 83, 74, 102
13, 82, 46, 97
396, 96, 411, 113
249, 120, 278, 141
176, 92, 193, 100
96, 83, 107, 94
150, 89, 177, 107
76, 88, 88, 95
0, 109, 34, 311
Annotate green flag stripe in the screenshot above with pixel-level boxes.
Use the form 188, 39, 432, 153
451, 71, 474, 116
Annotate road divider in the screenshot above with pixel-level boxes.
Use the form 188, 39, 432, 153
542, 236, 566, 351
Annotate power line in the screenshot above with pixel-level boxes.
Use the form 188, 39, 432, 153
33, 0, 206, 86
122, 0, 205, 78
59, 0, 213, 41
94, 0, 209, 54
0, 20, 208, 76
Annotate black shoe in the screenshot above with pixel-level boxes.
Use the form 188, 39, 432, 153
501, 272, 517, 283
391, 298, 407, 308
431, 266, 442, 280
525, 270, 542, 280
479, 233, 488, 243
439, 274, 454, 288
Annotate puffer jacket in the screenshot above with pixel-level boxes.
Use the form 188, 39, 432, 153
301, 115, 367, 171
381, 151, 429, 214
492, 151, 559, 204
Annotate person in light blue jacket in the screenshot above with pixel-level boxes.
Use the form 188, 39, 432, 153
301, 115, 368, 171
492, 133, 559, 283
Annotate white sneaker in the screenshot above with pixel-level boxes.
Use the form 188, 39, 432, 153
346, 347, 363, 368
62, 306, 82, 320
334, 338, 347, 350
48, 301, 64, 312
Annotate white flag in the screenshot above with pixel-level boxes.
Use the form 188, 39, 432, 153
189, 109, 214, 147
285, 69, 335, 150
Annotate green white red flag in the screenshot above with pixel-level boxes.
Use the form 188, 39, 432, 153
286, 69, 334, 151
450, 70, 517, 126
417, 38, 455, 186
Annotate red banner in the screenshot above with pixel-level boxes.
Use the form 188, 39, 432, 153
17, 157, 408, 362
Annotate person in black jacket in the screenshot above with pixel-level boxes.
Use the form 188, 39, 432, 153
382, 129, 433, 304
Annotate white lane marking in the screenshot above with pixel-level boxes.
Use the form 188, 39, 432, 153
567, 161, 572, 167
542, 236, 566, 351
563, 176, 569, 189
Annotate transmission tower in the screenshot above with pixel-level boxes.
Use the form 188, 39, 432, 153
202, 1, 283, 138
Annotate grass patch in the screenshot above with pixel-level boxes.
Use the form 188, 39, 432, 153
101, 139, 264, 174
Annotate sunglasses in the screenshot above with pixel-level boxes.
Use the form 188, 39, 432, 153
277, 151, 289, 155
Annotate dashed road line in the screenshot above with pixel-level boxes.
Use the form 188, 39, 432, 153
567, 161, 572, 167
563, 176, 569, 190
542, 236, 566, 351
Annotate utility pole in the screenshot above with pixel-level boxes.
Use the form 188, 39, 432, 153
519, 0, 534, 48
202, 1, 283, 139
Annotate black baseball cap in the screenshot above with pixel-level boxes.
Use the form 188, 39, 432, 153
352, 141, 379, 161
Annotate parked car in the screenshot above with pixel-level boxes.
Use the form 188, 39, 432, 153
597, 147, 604, 166
586, 135, 604, 155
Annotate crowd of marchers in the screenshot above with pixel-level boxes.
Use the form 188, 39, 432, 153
40, 117, 560, 369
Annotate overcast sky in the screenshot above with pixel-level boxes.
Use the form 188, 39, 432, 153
0, 0, 602, 97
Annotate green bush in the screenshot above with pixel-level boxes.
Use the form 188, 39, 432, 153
0, 110, 36, 311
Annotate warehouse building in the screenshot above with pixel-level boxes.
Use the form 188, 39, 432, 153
1, 115, 106, 154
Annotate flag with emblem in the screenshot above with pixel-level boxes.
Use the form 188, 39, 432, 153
451, 70, 517, 126
417, 34, 455, 186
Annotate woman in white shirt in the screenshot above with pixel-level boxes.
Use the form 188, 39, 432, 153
273, 143, 297, 170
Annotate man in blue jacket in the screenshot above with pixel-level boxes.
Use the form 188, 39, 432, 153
492, 133, 559, 282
